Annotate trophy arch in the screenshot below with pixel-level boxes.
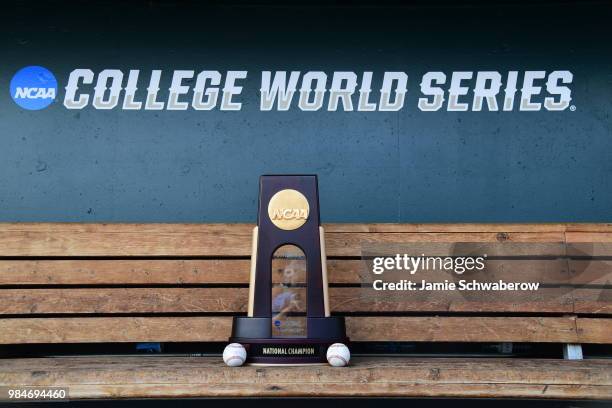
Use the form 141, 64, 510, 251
270, 243, 307, 338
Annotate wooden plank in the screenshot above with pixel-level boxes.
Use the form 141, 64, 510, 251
0, 288, 249, 314
4, 222, 609, 233
564, 224, 612, 232
3, 258, 599, 285
0, 357, 610, 399
0, 223, 572, 233
325, 224, 571, 233
0, 231, 253, 257
0, 259, 357, 285
1, 316, 609, 344
366, 259, 575, 285
56, 383, 612, 400
0, 317, 232, 343
566, 232, 612, 244
347, 316, 581, 343
0, 223, 609, 257
325, 232, 565, 257
361, 242, 567, 257
338, 287, 576, 314
573, 288, 612, 314
0, 223, 566, 257
576, 318, 612, 344
567, 260, 612, 285
340, 223, 612, 233
0, 287, 579, 314
0, 223, 255, 234
568, 243, 612, 257
0, 260, 251, 285
0, 222, 577, 235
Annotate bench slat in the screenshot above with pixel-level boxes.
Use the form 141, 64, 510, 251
1, 223, 611, 233
4, 258, 609, 285
576, 318, 612, 343
4, 286, 603, 314
1, 224, 609, 257
0, 316, 608, 344
1, 356, 610, 399
0, 230, 565, 257
0, 259, 250, 285
573, 288, 612, 314
0, 223, 601, 233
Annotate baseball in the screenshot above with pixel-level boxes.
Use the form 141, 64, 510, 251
326, 343, 350, 367
223, 343, 247, 367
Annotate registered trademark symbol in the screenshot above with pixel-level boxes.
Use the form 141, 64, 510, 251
570, 105, 576, 111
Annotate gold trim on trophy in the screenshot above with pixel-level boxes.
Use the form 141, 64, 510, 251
319, 226, 330, 317
247, 226, 259, 317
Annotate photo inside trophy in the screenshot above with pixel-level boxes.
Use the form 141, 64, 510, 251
271, 244, 307, 338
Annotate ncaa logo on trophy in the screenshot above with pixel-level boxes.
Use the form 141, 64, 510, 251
223, 175, 350, 366
267, 189, 309, 230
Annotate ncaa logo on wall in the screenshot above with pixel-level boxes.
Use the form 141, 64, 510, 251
10, 66, 57, 110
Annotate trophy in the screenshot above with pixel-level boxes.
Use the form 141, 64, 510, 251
224, 175, 350, 366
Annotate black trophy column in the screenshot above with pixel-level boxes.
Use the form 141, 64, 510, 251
253, 175, 326, 322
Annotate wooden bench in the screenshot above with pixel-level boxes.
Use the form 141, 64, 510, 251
0, 223, 611, 400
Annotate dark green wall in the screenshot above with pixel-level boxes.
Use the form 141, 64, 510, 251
1, 1, 610, 222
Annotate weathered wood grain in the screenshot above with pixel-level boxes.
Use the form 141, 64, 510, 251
0, 259, 358, 285
567, 260, 612, 285
1, 357, 610, 399
326, 224, 571, 232
4, 258, 609, 285
0, 287, 582, 314
347, 316, 581, 342
576, 318, 612, 344
566, 232, 612, 244
0, 223, 566, 257
324, 232, 565, 257
0, 260, 250, 285
4, 222, 607, 233
0, 223, 601, 233
573, 288, 612, 314
0, 316, 232, 343
1, 316, 609, 344
0, 288, 249, 314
